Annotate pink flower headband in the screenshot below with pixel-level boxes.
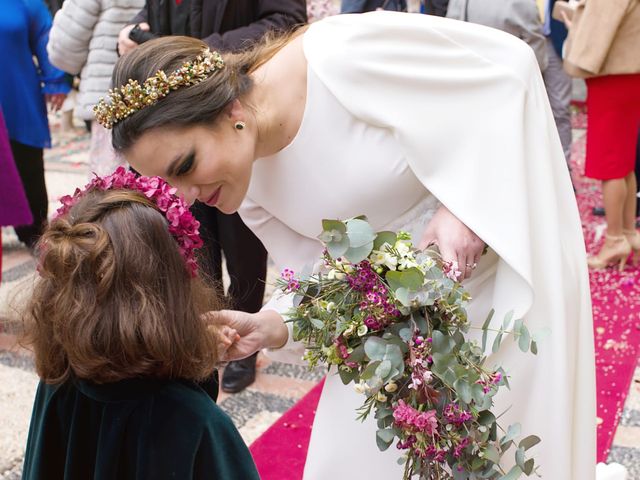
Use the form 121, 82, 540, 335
55, 166, 203, 276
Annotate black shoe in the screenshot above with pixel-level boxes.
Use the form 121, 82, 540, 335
592, 207, 606, 217
221, 353, 257, 393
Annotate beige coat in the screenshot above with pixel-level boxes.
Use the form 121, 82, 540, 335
564, 0, 640, 78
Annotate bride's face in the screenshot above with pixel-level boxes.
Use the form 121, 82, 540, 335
126, 121, 256, 214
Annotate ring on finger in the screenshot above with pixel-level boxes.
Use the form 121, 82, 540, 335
465, 262, 478, 270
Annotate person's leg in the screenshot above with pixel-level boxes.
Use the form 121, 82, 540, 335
190, 202, 223, 399
623, 171, 640, 264
217, 211, 268, 393
589, 177, 631, 270
542, 38, 572, 165
602, 178, 627, 236
192, 202, 223, 285
635, 128, 640, 217
623, 171, 637, 230
11, 140, 47, 248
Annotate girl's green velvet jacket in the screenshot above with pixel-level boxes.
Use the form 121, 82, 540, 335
22, 377, 260, 479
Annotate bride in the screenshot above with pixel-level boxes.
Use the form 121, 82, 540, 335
102, 11, 595, 479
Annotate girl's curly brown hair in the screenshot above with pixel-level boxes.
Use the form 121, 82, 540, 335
21, 189, 224, 384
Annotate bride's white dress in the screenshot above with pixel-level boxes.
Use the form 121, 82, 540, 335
239, 12, 596, 479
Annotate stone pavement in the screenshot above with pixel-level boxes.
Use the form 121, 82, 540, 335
1, 111, 639, 479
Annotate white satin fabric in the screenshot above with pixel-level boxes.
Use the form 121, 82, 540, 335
239, 11, 595, 479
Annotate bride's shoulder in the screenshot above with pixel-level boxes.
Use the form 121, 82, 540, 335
269, 32, 307, 79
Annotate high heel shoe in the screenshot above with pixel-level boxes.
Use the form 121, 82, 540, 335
623, 229, 640, 266
587, 234, 631, 271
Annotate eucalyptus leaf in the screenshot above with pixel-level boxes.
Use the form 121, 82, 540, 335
347, 344, 366, 364
344, 242, 375, 264
515, 447, 526, 470
432, 330, 455, 355
373, 231, 397, 251
375, 406, 393, 419
376, 359, 392, 379
376, 428, 396, 451
454, 378, 473, 404
492, 331, 504, 354
481, 309, 495, 351
386, 271, 404, 292
395, 287, 411, 307
513, 318, 524, 335
326, 235, 349, 259
478, 410, 496, 426
364, 337, 387, 361
383, 344, 404, 368
482, 445, 500, 464
321, 219, 346, 235
482, 309, 495, 331
411, 311, 429, 334
400, 267, 424, 290
518, 435, 541, 451
530, 340, 538, 355
346, 218, 377, 248
502, 310, 514, 330
360, 360, 381, 380
338, 366, 358, 385
500, 465, 523, 480
518, 325, 531, 352
531, 326, 551, 342
398, 327, 413, 342
500, 423, 521, 446
523, 459, 535, 475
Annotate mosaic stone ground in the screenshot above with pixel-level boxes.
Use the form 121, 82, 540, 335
1, 107, 639, 479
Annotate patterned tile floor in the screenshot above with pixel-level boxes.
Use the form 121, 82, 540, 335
1, 112, 639, 479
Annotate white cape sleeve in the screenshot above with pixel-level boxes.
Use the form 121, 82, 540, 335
304, 13, 596, 478
304, 11, 589, 331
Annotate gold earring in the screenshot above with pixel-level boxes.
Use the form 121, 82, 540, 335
234, 121, 246, 130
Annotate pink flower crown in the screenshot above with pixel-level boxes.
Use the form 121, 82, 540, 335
55, 166, 203, 276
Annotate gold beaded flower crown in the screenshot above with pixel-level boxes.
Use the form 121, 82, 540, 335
94, 49, 224, 129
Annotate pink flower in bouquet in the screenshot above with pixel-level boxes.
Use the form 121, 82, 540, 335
453, 437, 471, 458
443, 404, 473, 426
393, 400, 439, 436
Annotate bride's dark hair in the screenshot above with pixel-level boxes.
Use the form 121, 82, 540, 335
111, 29, 305, 153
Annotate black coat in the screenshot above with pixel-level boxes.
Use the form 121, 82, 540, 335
132, 0, 307, 51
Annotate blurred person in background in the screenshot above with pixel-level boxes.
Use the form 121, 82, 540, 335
0, 0, 70, 249
341, 0, 407, 13
447, 0, 547, 73
0, 108, 32, 280
47, 0, 145, 177
44, 0, 65, 15
423, 0, 449, 15
560, 0, 640, 270
543, 0, 572, 166
308, 0, 339, 22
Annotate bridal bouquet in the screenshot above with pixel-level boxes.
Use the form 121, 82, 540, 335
276, 218, 541, 480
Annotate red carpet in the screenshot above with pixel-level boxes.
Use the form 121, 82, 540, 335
250, 380, 324, 480
250, 107, 640, 474
570, 111, 640, 461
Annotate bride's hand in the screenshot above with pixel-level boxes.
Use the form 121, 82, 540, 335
418, 205, 485, 280
205, 309, 288, 361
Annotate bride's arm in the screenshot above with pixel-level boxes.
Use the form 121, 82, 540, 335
232, 196, 324, 364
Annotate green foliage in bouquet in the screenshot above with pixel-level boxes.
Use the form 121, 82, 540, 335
276, 218, 541, 480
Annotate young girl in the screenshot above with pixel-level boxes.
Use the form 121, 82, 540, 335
20, 167, 260, 480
